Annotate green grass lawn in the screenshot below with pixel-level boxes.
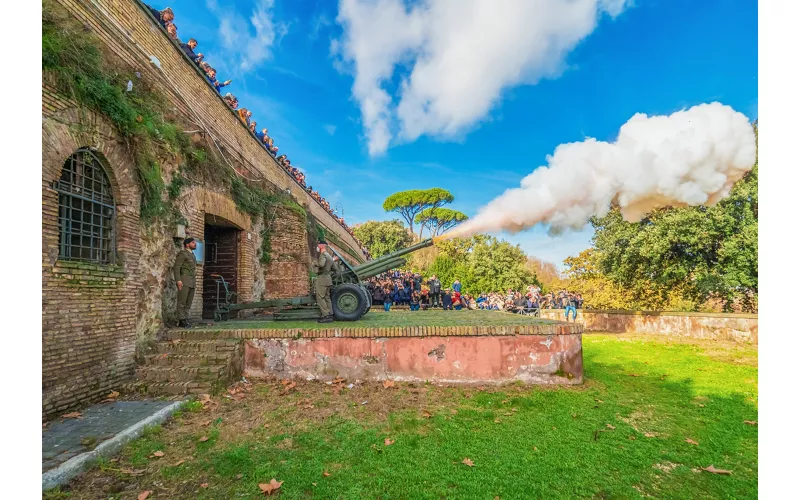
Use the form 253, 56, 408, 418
54, 334, 757, 499
208, 309, 560, 330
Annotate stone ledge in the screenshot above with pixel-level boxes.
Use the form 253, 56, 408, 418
168, 323, 583, 340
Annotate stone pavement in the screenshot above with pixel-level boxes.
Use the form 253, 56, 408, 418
43, 400, 173, 472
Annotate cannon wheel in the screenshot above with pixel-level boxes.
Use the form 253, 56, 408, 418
360, 285, 371, 314
332, 283, 368, 321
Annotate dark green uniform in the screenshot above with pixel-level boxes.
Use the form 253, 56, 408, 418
173, 248, 197, 321
313, 251, 334, 318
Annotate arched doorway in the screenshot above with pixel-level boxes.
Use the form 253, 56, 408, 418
202, 214, 242, 319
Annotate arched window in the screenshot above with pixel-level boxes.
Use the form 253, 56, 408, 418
53, 148, 116, 264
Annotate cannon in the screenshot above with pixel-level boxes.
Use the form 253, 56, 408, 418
212, 238, 435, 321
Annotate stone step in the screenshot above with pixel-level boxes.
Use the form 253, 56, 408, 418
155, 339, 241, 355
144, 352, 232, 367
135, 365, 227, 383
119, 380, 215, 396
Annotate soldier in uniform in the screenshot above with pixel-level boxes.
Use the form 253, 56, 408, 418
173, 237, 197, 328
312, 240, 334, 323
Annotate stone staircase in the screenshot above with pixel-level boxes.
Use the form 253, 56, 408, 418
122, 335, 243, 396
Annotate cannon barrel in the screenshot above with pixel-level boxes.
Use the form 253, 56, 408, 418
352, 238, 434, 279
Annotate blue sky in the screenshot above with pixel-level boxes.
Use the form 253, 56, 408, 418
163, 0, 757, 267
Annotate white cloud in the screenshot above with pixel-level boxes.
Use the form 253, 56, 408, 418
207, 0, 288, 74
324, 124, 337, 135
333, 0, 631, 156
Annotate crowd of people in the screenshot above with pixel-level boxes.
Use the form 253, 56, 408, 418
146, 5, 370, 258
364, 271, 584, 321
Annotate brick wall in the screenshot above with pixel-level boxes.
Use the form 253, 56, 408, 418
42, 107, 143, 419
264, 206, 312, 299
52, 0, 364, 262
42, 0, 372, 418
539, 309, 758, 343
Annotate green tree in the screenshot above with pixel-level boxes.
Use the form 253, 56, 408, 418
588, 133, 758, 311
383, 188, 454, 235
414, 207, 469, 237
425, 235, 539, 294
352, 220, 413, 258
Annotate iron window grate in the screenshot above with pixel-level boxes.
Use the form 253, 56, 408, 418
53, 149, 116, 264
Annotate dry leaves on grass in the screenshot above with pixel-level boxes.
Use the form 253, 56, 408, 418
120, 468, 146, 476
685, 438, 699, 446
422, 411, 432, 419
383, 380, 395, 388
149, 451, 165, 458
198, 436, 209, 442
102, 391, 120, 403
462, 458, 475, 467
198, 394, 217, 410
323, 471, 331, 477
173, 459, 186, 467
606, 424, 616, 430
384, 438, 395, 446
138, 491, 152, 500
62, 412, 82, 419
644, 432, 657, 438
702, 465, 732, 475
200, 483, 209, 488
744, 420, 758, 426
493, 418, 501, 424
259, 479, 283, 496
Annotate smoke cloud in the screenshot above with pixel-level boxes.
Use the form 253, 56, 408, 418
444, 102, 756, 240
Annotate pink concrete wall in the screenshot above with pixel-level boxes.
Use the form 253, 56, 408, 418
243, 334, 583, 385
540, 309, 757, 343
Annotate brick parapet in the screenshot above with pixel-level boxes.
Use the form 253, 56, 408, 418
167, 322, 583, 340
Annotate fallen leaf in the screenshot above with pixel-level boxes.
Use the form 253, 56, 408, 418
462, 458, 474, 467
501, 400, 508, 404
199, 436, 209, 442
606, 424, 616, 430
685, 438, 699, 446
150, 450, 165, 458
744, 420, 757, 426
323, 471, 331, 477
450, 409, 457, 415
628, 436, 636, 440
263, 423, 270, 428
594, 399, 604, 404
503, 412, 513, 417
236, 474, 243, 480
259, 479, 283, 496
422, 411, 432, 419
106, 391, 120, 399
627, 373, 640, 377
511, 408, 518, 412
138, 491, 152, 500
698, 404, 706, 408
200, 483, 209, 488
312, 482, 317, 486
644, 432, 657, 438
384, 438, 395, 446
383, 380, 395, 388
62, 412, 82, 419
702, 465, 732, 475
201, 420, 213, 427
494, 418, 501, 424
136, 115, 143, 122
